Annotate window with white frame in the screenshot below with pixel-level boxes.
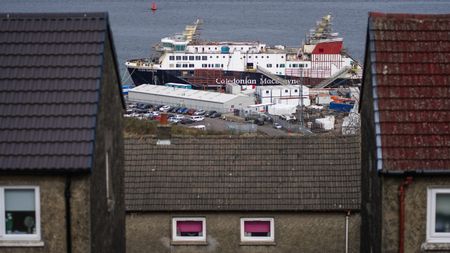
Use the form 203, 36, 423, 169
427, 188, 450, 243
0, 187, 41, 241
240, 218, 274, 242
172, 217, 206, 242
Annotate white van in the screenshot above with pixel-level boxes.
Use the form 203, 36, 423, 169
190, 116, 205, 122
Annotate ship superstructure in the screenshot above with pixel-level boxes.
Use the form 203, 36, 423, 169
125, 15, 361, 89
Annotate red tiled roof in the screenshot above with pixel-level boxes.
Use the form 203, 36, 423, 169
368, 13, 450, 172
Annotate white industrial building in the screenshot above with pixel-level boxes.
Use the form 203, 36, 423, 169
128, 84, 255, 113
255, 85, 310, 106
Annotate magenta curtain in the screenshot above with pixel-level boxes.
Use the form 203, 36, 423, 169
244, 221, 270, 233
177, 221, 203, 233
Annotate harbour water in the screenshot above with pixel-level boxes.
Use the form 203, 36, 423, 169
2, 0, 449, 80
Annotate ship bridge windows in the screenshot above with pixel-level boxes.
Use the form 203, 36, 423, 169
299, 64, 304, 68
162, 42, 174, 49
202, 64, 207, 68
189, 56, 194, 60
189, 64, 194, 68
175, 45, 186, 51
214, 64, 221, 68
267, 64, 272, 68
280, 64, 285, 68
176, 56, 181, 61
182, 64, 188, 68
202, 56, 207, 60
169, 56, 174, 61
292, 64, 299, 68
176, 64, 181, 68
195, 56, 201, 60
183, 56, 188, 60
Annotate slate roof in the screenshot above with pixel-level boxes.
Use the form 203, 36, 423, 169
125, 136, 360, 212
366, 13, 450, 173
0, 13, 121, 172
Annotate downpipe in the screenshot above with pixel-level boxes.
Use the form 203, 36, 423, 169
345, 210, 350, 253
65, 175, 72, 253
398, 176, 413, 253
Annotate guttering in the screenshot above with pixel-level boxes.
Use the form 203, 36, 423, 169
398, 176, 413, 253
65, 175, 72, 253
379, 170, 450, 176
345, 210, 351, 253
368, 19, 384, 172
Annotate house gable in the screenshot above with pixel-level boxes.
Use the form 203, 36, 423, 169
0, 12, 120, 173
367, 13, 450, 173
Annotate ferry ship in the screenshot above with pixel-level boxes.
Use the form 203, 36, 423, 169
125, 15, 362, 89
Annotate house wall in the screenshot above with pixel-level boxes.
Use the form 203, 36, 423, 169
360, 31, 382, 253
381, 176, 450, 253
89, 31, 125, 253
0, 175, 90, 253
126, 212, 361, 253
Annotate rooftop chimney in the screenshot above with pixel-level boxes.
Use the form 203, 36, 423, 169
156, 113, 171, 145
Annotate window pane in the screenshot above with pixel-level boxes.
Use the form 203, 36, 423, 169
177, 221, 202, 236
436, 193, 450, 232
5, 189, 36, 234
244, 220, 270, 236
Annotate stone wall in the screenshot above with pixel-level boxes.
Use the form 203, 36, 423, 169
126, 212, 360, 253
0, 175, 90, 253
89, 30, 126, 253
381, 176, 450, 253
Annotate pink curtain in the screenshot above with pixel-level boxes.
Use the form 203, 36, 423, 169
244, 221, 270, 233
177, 221, 202, 233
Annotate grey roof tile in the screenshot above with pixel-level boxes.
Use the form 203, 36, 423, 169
125, 136, 361, 212
0, 12, 117, 172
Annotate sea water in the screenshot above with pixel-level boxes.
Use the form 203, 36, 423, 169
2, 0, 449, 80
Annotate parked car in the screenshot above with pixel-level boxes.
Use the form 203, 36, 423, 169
180, 118, 195, 124
177, 107, 186, 114
186, 108, 196, 115
210, 112, 222, 118
169, 117, 181, 124
280, 114, 296, 121
204, 110, 216, 117
190, 116, 205, 122
169, 107, 179, 113
194, 109, 206, 115
273, 122, 282, 129
254, 118, 265, 126
173, 114, 184, 120
159, 105, 171, 112
181, 108, 190, 114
